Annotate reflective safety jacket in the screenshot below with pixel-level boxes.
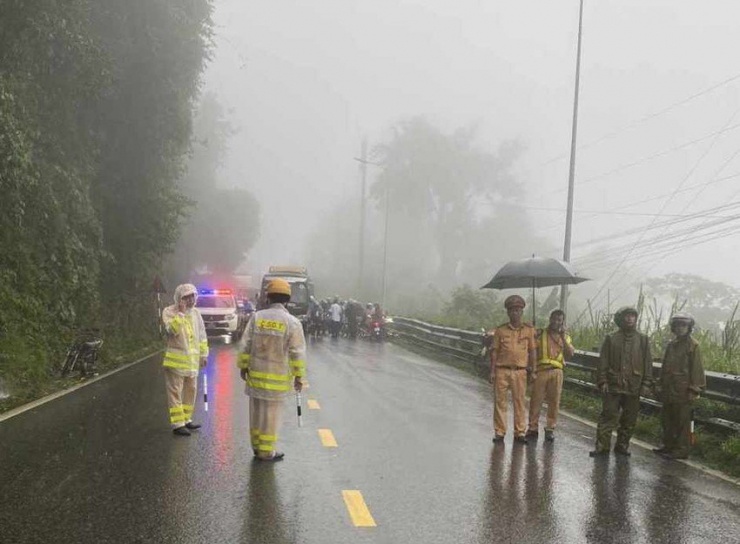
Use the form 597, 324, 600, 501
162, 305, 208, 377
537, 328, 573, 370
238, 303, 307, 400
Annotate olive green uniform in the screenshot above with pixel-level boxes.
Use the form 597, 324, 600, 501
594, 330, 652, 452
658, 336, 705, 457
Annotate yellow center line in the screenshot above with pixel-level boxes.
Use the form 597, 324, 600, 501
318, 428, 338, 447
342, 490, 376, 527
307, 399, 321, 410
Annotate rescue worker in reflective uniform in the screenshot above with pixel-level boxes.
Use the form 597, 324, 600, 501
653, 312, 705, 460
489, 295, 537, 444
526, 309, 574, 442
590, 306, 652, 457
238, 279, 306, 461
161, 283, 208, 436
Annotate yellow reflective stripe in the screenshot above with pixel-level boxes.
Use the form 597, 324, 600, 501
290, 360, 306, 377
169, 318, 182, 334
170, 414, 188, 423
164, 351, 191, 362
247, 379, 291, 392
257, 444, 274, 452
169, 407, 183, 414
258, 434, 277, 442
256, 319, 286, 332
238, 353, 251, 369
163, 360, 194, 370
249, 370, 291, 382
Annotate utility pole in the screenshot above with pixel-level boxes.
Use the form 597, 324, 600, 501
381, 181, 390, 309
560, 0, 584, 313
358, 138, 368, 297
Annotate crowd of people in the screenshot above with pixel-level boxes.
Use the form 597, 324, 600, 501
158, 282, 706, 463
305, 296, 387, 339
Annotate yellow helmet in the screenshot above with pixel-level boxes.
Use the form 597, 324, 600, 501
266, 279, 292, 297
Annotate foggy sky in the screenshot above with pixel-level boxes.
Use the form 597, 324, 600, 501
204, 0, 740, 310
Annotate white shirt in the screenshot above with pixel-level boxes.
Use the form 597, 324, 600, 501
330, 303, 342, 322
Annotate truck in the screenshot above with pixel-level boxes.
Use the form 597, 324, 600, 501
258, 266, 315, 323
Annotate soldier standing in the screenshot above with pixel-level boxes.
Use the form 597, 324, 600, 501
490, 295, 537, 444
590, 306, 652, 457
526, 309, 575, 442
653, 312, 705, 460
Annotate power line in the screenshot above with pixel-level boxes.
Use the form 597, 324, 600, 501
540, 69, 740, 166
513, 206, 736, 219
540, 121, 740, 198
584, 222, 740, 313
524, 170, 740, 235
572, 200, 740, 251
571, 109, 738, 322
574, 211, 740, 270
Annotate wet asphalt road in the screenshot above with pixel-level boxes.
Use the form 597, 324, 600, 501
1, 337, 739, 544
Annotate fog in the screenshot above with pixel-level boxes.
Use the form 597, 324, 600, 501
201, 0, 740, 313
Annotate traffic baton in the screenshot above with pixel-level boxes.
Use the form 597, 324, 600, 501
690, 408, 696, 446
203, 372, 209, 412
296, 391, 303, 427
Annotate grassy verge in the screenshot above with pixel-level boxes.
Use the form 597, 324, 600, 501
559, 388, 740, 479
0, 334, 161, 414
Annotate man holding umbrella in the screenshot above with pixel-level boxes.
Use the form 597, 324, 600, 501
489, 295, 537, 444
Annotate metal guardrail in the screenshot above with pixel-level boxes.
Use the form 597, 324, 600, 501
390, 316, 740, 434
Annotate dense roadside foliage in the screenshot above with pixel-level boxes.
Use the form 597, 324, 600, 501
0, 0, 213, 403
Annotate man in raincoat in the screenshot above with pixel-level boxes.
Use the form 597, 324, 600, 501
590, 306, 652, 457
653, 312, 705, 460
238, 279, 307, 461
161, 283, 209, 436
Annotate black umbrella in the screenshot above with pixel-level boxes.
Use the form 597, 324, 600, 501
481, 256, 589, 324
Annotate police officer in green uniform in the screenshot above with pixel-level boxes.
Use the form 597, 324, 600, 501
653, 312, 705, 460
590, 306, 653, 457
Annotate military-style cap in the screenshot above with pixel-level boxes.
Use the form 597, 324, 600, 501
613, 306, 638, 328
504, 295, 526, 309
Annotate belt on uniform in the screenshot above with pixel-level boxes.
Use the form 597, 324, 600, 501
497, 366, 527, 370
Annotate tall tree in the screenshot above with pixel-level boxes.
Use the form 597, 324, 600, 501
370, 117, 531, 290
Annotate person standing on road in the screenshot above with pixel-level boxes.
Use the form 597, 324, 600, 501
653, 312, 705, 460
238, 279, 307, 461
526, 309, 574, 442
329, 298, 342, 338
161, 283, 208, 436
590, 306, 652, 457
489, 295, 537, 444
